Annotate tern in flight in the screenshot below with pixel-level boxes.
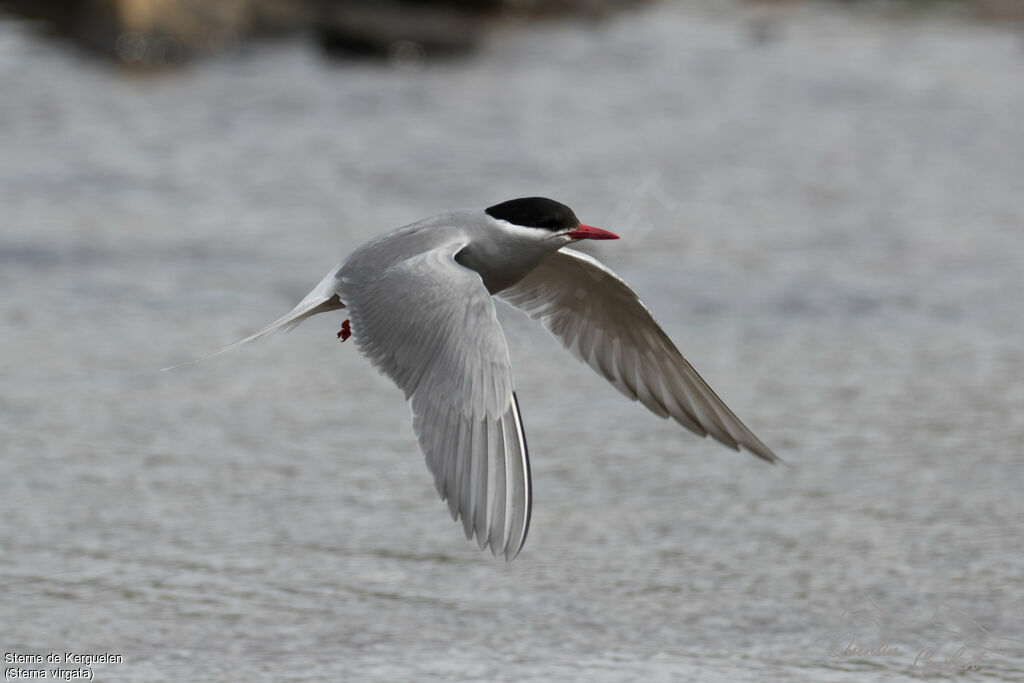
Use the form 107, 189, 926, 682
176, 197, 779, 560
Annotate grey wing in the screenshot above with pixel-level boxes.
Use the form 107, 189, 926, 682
338, 242, 531, 559
500, 248, 779, 464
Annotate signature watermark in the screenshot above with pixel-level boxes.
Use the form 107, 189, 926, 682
816, 593, 1020, 678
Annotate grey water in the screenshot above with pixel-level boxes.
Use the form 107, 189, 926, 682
2, 2, 1023, 680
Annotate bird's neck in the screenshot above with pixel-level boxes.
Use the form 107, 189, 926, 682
455, 238, 557, 295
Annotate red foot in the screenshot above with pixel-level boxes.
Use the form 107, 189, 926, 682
337, 319, 351, 342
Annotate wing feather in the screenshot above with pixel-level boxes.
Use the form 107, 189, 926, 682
339, 242, 533, 558
489, 416, 509, 552
500, 248, 779, 464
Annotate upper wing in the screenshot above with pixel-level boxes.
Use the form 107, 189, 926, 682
338, 242, 531, 559
499, 248, 779, 464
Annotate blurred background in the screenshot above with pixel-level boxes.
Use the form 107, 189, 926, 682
1, 1, 1022, 681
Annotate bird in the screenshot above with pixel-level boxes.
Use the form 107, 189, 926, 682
175, 197, 780, 560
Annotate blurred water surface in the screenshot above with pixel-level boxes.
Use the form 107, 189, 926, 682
2, 2, 1023, 681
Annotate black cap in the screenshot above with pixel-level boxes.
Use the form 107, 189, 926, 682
484, 197, 579, 233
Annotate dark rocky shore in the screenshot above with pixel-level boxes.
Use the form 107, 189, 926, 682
0, 0, 655, 67
3, 0, 1021, 69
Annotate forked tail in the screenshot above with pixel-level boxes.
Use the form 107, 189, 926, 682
162, 282, 344, 371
